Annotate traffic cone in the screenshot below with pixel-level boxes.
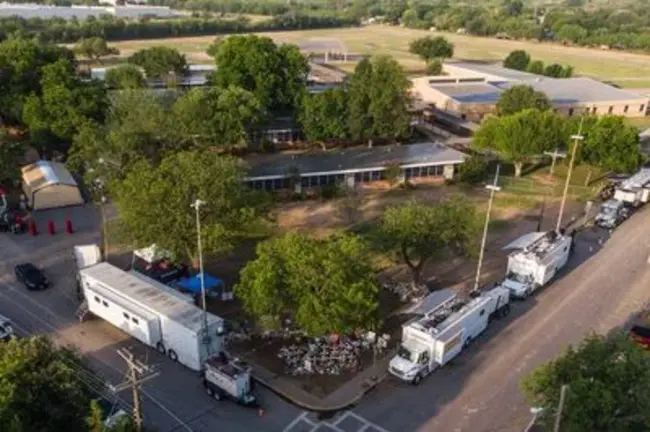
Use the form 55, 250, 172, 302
65, 218, 73, 234
48, 219, 55, 235
28, 219, 37, 236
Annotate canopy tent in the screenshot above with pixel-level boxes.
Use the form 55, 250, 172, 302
21, 161, 84, 210
176, 273, 231, 300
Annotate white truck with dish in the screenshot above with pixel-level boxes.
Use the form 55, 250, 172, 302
76, 260, 225, 371
499, 230, 572, 300
389, 286, 510, 384
202, 353, 259, 407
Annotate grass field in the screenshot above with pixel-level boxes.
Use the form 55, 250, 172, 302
108, 25, 650, 81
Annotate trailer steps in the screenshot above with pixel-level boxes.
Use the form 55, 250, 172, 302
76, 299, 90, 323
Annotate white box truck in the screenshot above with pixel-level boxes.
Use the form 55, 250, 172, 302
499, 231, 572, 299
202, 353, 258, 407
78, 262, 225, 371
388, 286, 510, 385
613, 168, 650, 207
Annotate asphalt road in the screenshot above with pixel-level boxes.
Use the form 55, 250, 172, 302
0, 205, 301, 432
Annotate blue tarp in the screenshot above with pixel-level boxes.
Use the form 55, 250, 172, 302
176, 273, 223, 294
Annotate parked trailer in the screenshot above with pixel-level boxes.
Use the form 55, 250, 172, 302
202, 353, 258, 407
499, 231, 572, 299
78, 262, 225, 371
388, 286, 510, 384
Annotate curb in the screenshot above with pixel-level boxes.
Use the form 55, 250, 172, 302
252, 372, 388, 413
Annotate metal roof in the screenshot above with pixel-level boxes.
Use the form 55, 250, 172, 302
446, 61, 542, 82
0, 3, 182, 19
246, 142, 467, 180
430, 83, 502, 104
81, 262, 222, 333
21, 161, 78, 192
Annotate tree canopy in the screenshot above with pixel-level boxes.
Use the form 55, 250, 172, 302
496, 84, 552, 116
112, 151, 268, 266
298, 88, 348, 145
381, 197, 480, 285
128, 47, 188, 82
347, 56, 412, 144
74, 37, 119, 63
104, 65, 145, 90
502, 49, 530, 71
0, 337, 95, 431
211, 35, 309, 112
408, 36, 454, 62
521, 334, 650, 432
473, 109, 565, 177
236, 232, 380, 336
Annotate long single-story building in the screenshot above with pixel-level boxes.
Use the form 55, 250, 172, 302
21, 161, 84, 211
411, 62, 650, 122
245, 142, 467, 192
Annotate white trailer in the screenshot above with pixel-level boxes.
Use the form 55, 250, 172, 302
0, 313, 15, 342
78, 262, 225, 371
388, 286, 510, 384
614, 168, 650, 207
499, 231, 572, 299
128, 270, 195, 305
202, 354, 258, 407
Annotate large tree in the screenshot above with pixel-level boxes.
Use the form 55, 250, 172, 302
381, 197, 480, 285
299, 88, 348, 146
347, 56, 412, 145
503, 49, 530, 71
104, 65, 145, 90
74, 37, 119, 63
0, 132, 24, 186
473, 109, 565, 177
22, 58, 108, 157
172, 86, 262, 151
112, 151, 268, 267
408, 36, 454, 62
0, 337, 95, 431
128, 47, 188, 82
0, 38, 74, 124
521, 334, 650, 432
236, 232, 379, 336
496, 84, 552, 116
211, 35, 309, 112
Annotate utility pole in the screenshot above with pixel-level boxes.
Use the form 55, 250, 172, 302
190, 199, 211, 350
553, 384, 569, 432
94, 178, 109, 260
473, 165, 501, 293
113, 349, 158, 432
556, 120, 585, 233
537, 149, 567, 232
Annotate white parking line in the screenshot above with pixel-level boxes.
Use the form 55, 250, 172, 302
283, 411, 315, 432
284, 410, 391, 432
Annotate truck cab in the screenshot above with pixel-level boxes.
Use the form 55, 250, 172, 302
202, 353, 258, 407
594, 199, 628, 229
0, 314, 15, 342
389, 340, 436, 385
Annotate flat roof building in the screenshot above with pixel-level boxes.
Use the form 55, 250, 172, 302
0, 3, 183, 19
412, 62, 650, 122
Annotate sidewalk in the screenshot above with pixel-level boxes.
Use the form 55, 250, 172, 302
248, 352, 394, 412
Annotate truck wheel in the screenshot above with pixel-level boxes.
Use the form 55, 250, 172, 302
156, 342, 166, 354
205, 384, 222, 401
168, 349, 178, 362
463, 337, 472, 348
501, 304, 511, 318
412, 374, 422, 385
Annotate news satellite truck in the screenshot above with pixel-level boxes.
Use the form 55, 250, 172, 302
499, 231, 572, 299
202, 354, 258, 407
77, 260, 225, 371
389, 287, 510, 385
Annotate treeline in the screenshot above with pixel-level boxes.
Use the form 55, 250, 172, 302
0, 12, 357, 43
393, 0, 650, 52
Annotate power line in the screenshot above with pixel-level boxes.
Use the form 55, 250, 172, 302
113, 348, 159, 432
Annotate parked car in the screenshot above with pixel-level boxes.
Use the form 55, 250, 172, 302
630, 314, 650, 348
14, 263, 49, 290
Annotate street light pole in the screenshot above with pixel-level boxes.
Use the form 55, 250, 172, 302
537, 149, 567, 232
473, 164, 501, 293
553, 385, 569, 432
556, 120, 585, 233
190, 199, 210, 349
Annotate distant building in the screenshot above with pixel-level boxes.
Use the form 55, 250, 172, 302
0, 3, 184, 20
411, 62, 650, 122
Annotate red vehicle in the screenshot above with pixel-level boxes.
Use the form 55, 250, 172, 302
630, 316, 650, 348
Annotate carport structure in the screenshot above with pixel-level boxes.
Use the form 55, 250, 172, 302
21, 160, 84, 210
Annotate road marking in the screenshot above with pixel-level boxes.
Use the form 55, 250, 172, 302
0, 281, 194, 432
284, 411, 391, 432
283, 411, 314, 432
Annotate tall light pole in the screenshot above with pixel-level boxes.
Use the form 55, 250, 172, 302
553, 384, 569, 432
537, 149, 567, 232
94, 178, 109, 260
473, 164, 501, 293
190, 199, 210, 349
556, 119, 585, 233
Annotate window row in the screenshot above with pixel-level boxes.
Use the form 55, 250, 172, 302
92, 295, 141, 326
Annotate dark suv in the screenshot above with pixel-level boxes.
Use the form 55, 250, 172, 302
15, 263, 49, 290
